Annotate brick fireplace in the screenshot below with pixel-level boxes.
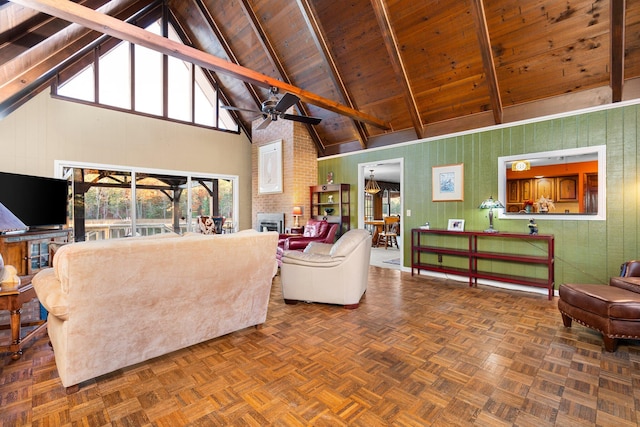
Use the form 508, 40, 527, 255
252, 113, 317, 232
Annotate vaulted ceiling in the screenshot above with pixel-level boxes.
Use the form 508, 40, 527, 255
1, 0, 639, 157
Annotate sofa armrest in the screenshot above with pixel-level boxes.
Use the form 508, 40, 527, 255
32, 268, 69, 321
610, 276, 640, 294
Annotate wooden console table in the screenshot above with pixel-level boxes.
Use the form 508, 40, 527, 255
411, 229, 555, 299
0, 282, 47, 359
0, 228, 72, 359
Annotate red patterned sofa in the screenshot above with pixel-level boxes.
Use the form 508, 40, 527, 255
276, 219, 339, 266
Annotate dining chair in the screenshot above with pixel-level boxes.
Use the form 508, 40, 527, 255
376, 216, 399, 249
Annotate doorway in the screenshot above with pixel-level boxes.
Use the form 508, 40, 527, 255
358, 159, 403, 270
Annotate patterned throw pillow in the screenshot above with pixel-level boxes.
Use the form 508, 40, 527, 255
303, 224, 317, 237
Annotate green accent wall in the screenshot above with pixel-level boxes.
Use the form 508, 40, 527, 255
318, 104, 640, 289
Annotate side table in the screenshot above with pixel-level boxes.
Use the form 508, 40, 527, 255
0, 281, 46, 360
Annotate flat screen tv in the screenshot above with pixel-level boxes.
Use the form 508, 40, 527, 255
0, 171, 68, 230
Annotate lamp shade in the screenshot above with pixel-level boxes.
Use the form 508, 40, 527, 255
365, 170, 381, 194
478, 196, 505, 209
292, 206, 302, 216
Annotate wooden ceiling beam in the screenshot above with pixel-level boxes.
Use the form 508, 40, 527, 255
610, 0, 625, 103
370, 0, 423, 139
237, 0, 325, 152
10, 0, 390, 130
470, 0, 503, 124
190, 0, 262, 109
296, 0, 368, 149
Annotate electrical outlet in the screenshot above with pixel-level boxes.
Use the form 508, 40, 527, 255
406, 209, 411, 216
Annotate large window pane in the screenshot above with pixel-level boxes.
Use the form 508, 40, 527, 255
218, 100, 239, 131
194, 66, 215, 126
78, 169, 132, 240
134, 44, 163, 115
168, 56, 192, 121
57, 64, 95, 102
135, 174, 187, 235
99, 42, 131, 108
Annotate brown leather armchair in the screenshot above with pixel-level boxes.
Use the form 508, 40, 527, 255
558, 260, 640, 351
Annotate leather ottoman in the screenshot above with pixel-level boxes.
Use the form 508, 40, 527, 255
558, 282, 640, 351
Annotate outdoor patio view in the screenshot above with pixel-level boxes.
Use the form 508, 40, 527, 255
62, 166, 235, 241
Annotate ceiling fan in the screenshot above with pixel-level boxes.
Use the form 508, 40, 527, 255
222, 87, 322, 130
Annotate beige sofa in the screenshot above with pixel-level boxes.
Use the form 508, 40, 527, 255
32, 230, 278, 390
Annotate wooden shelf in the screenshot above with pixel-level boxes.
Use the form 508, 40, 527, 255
310, 184, 350, 237
411, 229, 555, 299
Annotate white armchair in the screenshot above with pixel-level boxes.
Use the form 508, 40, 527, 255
280, 229, 372, 308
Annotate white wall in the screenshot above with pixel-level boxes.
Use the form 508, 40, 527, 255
0, 91, 254, 230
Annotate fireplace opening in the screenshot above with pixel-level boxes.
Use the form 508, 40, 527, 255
256, 213, 285, 233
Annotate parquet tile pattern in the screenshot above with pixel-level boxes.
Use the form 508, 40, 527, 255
1, 267, 639, 426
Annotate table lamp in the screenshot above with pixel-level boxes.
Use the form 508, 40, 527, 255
479, 196, 504, 233
292, 206, 302, 227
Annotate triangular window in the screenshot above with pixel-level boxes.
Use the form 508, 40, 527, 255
55, 18, 238, 132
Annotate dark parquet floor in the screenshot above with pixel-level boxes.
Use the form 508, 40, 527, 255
1, 267, 639, 426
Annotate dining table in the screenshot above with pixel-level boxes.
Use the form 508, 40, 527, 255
364, 219, 385, 247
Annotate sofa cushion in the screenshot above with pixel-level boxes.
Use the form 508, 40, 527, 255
281, 250, 344, 267
560, 283, 640, 319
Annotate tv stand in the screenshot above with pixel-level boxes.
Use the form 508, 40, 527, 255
0, 228, 72, 283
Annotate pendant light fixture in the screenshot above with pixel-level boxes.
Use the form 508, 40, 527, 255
365, 169, 381, 194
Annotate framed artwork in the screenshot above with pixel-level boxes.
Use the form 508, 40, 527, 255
447, 219, 465, 231
258, 140, 283, 194
432, 163, 464, 201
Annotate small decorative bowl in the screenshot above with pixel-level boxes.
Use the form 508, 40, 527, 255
324, 208, 334, 216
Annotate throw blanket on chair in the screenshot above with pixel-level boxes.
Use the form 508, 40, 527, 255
197, 216, 217, 234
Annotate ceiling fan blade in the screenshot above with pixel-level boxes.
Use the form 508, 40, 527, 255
275, 92, 299, 112
221, 105, 261, 114
256, 116, 272, 130
282, 113, 322, 125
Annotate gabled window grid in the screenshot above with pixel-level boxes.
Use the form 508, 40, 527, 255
54, 18, 238, 133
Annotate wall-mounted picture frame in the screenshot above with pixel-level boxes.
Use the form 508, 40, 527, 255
447, 219, 465, 231
432, 163, 464, 201
258, 139, 283, 194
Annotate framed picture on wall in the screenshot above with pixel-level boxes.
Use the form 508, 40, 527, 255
432, 163, 464, 201
447, 219, 465, 232
258, 140, 283, 194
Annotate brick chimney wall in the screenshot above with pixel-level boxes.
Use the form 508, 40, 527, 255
252, 116, 317, 231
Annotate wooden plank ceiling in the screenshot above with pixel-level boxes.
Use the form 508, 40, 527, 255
1, 0, 638, 156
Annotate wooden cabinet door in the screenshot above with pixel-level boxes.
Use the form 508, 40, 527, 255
520, 179, 533, 202
507, 180, 520, 203
556, 175, 578, 201
534, 178, 555, 201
